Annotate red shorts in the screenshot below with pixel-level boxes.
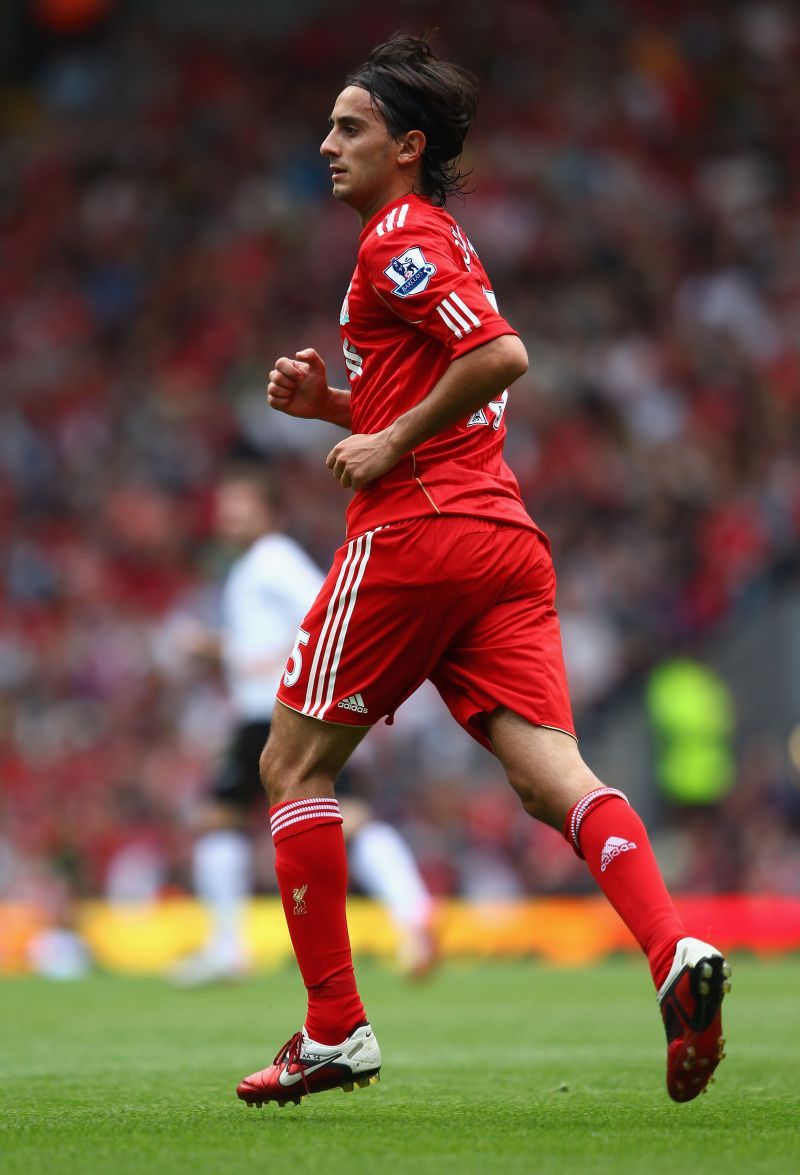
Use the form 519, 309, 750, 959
276, 516, 575, 753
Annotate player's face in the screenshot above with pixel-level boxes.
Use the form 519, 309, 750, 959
320, 86, 403, 222
215, 482, 271, 548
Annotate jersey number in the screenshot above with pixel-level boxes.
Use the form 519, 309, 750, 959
283, 628, 310, 688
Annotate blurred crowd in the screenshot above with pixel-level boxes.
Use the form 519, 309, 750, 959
2, 0, 800, 914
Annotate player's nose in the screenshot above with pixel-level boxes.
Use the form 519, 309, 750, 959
320, 131, 337, 157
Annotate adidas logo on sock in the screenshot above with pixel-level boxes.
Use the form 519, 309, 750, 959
337, 693, 368, 715
600, 835, 637, 872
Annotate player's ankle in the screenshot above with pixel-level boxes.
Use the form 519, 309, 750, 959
649, 933, 683, 990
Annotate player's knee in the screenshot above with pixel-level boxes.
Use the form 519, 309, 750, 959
515, 786, 556, 827
509, 758, 605, 830
258, 736, 324, 806
505, 767, 575, 829
259, 739, 285, 805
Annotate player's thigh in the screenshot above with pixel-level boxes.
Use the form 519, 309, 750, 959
199, 720, 272, 828
486, 707, 603, 828
275, 519, 490, 730
431, 526, 576, 752
213, 721, 271, 804
261, 700, 370, 805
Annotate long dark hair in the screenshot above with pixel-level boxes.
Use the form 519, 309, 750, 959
346, 34, 479, 206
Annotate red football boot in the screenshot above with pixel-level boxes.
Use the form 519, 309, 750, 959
236, 1023, 381, 1108
658, 937, 731, 1102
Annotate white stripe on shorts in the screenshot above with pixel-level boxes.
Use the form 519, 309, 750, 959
307, 534, 366, 717
319, 527, 378, 719
303, 528, 382, 719
303, 536, 361, 715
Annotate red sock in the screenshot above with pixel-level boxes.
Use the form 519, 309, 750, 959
564, 788, 685, 988
270, 798, 365, 1045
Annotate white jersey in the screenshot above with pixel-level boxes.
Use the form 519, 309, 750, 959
221, 533, 324, 722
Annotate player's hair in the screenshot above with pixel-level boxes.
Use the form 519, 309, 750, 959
346, 33, 479, 206
219, 463, 281, 513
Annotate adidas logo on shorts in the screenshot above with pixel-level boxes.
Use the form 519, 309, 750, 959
337, 693, 369, 715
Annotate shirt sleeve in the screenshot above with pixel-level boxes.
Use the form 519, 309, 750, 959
361, 217, 518, 359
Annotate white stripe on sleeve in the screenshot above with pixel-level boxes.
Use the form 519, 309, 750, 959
440, 296, 472, 334
449, 291, 481, 327
436, 304, 463, 339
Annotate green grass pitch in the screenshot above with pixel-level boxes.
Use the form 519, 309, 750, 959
1, 955, 797, 1174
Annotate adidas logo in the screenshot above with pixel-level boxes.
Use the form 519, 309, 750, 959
600, 835, 637, 872
337, 693, 368, 715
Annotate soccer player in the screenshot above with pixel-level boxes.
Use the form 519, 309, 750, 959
171, 467, 435, 985
236, 35, 730, 1108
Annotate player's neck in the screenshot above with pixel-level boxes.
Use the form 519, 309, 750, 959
355, 178, 420, 227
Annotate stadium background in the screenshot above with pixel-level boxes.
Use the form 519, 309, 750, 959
2, 0, 800, 971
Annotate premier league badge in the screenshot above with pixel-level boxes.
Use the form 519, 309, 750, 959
383, 247, 436, 297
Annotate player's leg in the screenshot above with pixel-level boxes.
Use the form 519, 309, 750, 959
486, 709, 730, 1101
261, 701, 370, 1040
171, 722, 268, 985
260, 516, 496, 1030
236, 702, 382, 1106
237, 517, 500, 1106
431, 522, 729, 1101
172, 803, 252, 983
486, 711, 687, 983
342, 796, 436, 977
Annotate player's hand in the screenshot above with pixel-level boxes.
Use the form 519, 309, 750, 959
325, 430, 403, 491
267, 348, 329, 419
169, 617, 222, 663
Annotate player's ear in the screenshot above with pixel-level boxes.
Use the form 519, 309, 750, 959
397, 129, 426, 167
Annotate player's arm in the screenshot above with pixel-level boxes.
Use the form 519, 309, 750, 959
326, 334, 527, 490
268, 347, 352, 430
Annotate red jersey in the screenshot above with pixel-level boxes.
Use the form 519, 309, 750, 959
340, 193, 537, 538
